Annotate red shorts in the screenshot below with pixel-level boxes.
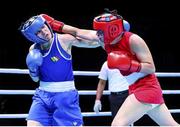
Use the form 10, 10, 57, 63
129, 74, 164, 104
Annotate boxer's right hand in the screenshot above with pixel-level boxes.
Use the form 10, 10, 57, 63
41, 14, 64, 32
93, 100, 102, 113
26, 49, 43, 82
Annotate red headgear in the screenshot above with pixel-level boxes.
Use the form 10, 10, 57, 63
93, 13, 124, 44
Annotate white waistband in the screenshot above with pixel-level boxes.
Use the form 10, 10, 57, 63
39, 81, 76, 92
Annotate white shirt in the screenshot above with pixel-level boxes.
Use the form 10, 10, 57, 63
98, 61, 129, 92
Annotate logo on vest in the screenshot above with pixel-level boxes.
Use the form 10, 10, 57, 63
51, 56, 59, 62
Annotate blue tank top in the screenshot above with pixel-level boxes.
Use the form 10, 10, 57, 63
39, 34, 74, 82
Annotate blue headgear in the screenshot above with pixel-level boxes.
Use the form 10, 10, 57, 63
20, 15, 53, 44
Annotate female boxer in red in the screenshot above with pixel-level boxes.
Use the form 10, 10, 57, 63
42, 11, 179, 126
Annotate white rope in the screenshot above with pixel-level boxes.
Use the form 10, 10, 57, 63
0, 90, 34, 95
0, 112, 111, 119
73, 71, 100, 76
0, 109, 180, 119
0, 113, 112, 119
1, 68, 180, 77
0, 90, 180, 95
0, 68, 29, 74
0, 68, 180, 119
162, 90, 180, 94
156, 72, 180, 77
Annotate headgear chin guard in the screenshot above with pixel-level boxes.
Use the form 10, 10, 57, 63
93, 13, 124, 44
20, 15, 53, 44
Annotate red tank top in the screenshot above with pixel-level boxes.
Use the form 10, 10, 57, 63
105, 32, 164, 104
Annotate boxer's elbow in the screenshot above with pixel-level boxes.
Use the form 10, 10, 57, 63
141, 63, 155, 74
149, 67, 156, 74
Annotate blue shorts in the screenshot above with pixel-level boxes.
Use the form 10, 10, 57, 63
27, 88, 83, 126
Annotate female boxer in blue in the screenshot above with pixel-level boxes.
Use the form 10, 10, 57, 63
20, 14, 100, 126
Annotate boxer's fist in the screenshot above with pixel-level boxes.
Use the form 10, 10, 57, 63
107, 51, 141, 75
41, 14, 64, 32
26, 49, 43, 82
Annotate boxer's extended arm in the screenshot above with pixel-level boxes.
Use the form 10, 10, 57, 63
59, 34, 100, 48
73, 37, 100, 48
62, 25, 99, 42
41, 14, 99, 42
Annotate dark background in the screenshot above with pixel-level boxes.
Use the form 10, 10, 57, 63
0, 0, 180, 125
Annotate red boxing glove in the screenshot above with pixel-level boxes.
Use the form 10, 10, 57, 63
41, 14, 64, 32
107, 51, 141, 74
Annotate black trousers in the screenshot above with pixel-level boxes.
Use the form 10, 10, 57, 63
109, 90, 129, 119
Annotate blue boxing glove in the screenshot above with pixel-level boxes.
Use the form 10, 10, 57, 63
26, 49, 43, 82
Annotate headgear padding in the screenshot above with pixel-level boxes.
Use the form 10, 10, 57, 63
20, 15, 52, 44
93, 13, 124, 44
123, 20, 130, 31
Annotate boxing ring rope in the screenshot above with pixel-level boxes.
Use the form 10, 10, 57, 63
1, 68, 180, 77
0, 68, 180, 119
